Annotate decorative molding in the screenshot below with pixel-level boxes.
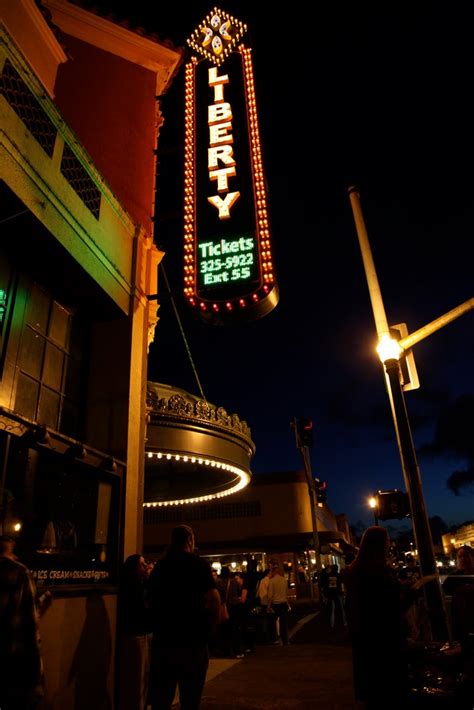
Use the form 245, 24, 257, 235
146, 385, 252, 442
44, 0, 182, 94
21, 0, 67, 64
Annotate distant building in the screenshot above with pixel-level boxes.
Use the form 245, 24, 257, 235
442, 522, 474, 555
144, 469, 357, 596
1, 1, 181, 705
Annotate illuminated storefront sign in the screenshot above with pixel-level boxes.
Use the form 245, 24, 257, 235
184, 7, 279, 324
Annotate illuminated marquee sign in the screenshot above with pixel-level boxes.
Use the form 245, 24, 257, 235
184, 7, 279, 324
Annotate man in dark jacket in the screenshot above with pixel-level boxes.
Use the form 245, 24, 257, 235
147, 525, 220, 709
0, 535, 44, 709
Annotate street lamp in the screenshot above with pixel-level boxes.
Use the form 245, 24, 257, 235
348, 186, 450, 640
368, 496, 378, 526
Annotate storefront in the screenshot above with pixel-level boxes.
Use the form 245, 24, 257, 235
1, 3, 181, 706
0, 419, 123, 591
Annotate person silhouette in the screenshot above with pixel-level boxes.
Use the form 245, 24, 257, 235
117, 554, 152, 710
449, 545, 474, 643
147, 525, 220, 709
345, 526, 417, 709
0, 535, 45, 709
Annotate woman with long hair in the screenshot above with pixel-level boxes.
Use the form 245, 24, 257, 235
345, 526, 415, 709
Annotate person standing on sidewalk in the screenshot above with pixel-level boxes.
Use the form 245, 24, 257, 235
256, 568, 273, 643
326, 564, 347, 629
0, 535, 49, 710
267, 564, 290, 646
345, 526, 416, 709
117, 554, 152, 710
448, 544, 474, 643
147, 525, 220, 709
225, 571, 246, 658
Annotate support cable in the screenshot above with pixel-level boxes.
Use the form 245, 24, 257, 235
0, 208, 31, 224
159, 262, 207, 402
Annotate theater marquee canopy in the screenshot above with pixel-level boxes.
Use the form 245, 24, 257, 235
184, 7, 279, 324
144, 383, 254, 506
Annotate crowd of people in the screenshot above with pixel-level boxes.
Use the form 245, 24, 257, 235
343, 528, 474, 709
2, 524, 473, 710
118, 527, 474, 710
116, 531, 295, 709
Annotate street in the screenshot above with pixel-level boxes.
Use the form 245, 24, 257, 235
192, 602, 474, 710
199, 605, 357, 709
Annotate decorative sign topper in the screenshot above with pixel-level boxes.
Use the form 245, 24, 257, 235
184, 7, 279, 324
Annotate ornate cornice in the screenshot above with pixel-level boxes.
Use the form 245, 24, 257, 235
146, 382, 253, 444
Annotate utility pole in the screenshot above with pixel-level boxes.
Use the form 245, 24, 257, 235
292, 418, 322, 599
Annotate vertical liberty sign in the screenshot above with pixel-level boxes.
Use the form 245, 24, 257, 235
184, 7, 279, 324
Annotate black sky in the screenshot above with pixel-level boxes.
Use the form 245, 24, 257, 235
86, 2, 473, 527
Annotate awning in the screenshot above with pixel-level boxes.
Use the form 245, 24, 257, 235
318, 530, 358, 555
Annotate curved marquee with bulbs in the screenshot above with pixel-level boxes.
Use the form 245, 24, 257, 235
144, 382, 254, 506
184, 7, 279, 324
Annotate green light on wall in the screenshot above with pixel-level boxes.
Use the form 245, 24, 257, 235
0, 289, 6, 326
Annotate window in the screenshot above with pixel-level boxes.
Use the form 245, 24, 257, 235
15, 285, 85, 438
0, 436, 119, 588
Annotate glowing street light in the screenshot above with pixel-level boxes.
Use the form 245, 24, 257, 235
376, 335, 402, 363
350, 186, 473, 639
368, 496, 378, 526
348, 186, 451, 640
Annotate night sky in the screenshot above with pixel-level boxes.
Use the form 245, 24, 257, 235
87, 2, 473, 528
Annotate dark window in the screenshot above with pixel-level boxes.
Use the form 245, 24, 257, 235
15, 284, 85, 438
0, 436, 119, 588
0, 59, 57, 157
60, 144, 101, 219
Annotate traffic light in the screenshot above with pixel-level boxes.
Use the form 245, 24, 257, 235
375, 489, 410, 521
295, 418, 313, 447
315, 479, 327, 506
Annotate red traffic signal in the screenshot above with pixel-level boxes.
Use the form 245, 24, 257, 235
296, 417, 313, 447
315, 479, 327, 505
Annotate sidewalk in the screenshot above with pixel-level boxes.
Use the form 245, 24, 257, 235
197, 605, 357, 709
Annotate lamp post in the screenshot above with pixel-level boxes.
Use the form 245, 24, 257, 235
292, 418, 322, 599
348, 186, 450, 640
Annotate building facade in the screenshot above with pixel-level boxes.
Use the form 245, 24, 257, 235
0, 1, 181, 706
442, 522, 474, 556
144, 470, 357, 597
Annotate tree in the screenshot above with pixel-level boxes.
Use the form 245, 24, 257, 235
428, 515, 448, 545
